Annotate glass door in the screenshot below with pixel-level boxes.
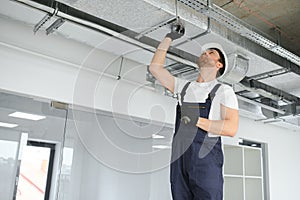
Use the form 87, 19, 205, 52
0, 129, 27, 200
0, 92, 68, 200
16, 141, 56, 200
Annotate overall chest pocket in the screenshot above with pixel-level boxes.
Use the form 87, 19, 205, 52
181, 102, 210, 120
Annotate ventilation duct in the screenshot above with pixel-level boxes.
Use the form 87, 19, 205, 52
177, 0, 300, 66
219, 53, 249, 84
147, 51, 249, 85
261, 98, 279, 118
9, 0, 300, 129
238, 99, 265, 120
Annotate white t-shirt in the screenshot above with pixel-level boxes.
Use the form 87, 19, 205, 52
174, 77, 238, 137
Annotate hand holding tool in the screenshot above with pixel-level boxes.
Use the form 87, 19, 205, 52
165, 19, 185, 41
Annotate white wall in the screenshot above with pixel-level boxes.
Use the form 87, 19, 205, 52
1, 16, 299, 200
0, 17, 176, 125
57, 112, 300, 200
62, 115, 156, 200
237, 117, 300, 200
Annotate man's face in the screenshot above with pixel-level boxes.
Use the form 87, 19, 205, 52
198, 49, 222, 69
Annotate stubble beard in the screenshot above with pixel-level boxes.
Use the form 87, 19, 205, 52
198, 57, 216, 72
198, 57, 217, 81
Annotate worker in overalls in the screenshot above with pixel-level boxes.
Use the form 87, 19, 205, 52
149, 23, 239, 200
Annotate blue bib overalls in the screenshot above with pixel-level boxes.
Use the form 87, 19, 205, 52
170, 82, 224, 200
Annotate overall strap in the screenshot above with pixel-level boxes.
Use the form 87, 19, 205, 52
177, 82, 191, 106
208, 84, 222, 101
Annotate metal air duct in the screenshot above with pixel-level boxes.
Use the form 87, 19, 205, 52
220, 53, 249, 84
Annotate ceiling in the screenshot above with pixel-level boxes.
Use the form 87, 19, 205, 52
213, 0, 300, 56
0, 92, 67, 142
0, 0, 299, 130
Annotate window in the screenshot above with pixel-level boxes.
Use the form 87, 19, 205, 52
223, 139, 269, 200
16, 141, 55, 200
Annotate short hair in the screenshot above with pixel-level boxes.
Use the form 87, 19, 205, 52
209, 48, 226, 76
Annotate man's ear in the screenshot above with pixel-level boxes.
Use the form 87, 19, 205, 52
216, 61, 223, 69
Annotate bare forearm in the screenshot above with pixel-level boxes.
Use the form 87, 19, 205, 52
196, 117, 238, 137
149, 37, 172, 71
148, 37, 175, 92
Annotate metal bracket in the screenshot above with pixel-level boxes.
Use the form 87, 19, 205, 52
178, 0, 300, 66
247, 68, 290, 81
51, 101, 68, 110
134, 17, 177, 40
33, 13, 52, 34
173, 0, 212, 47
33, 7, 58, 34
46, 18, 65, 35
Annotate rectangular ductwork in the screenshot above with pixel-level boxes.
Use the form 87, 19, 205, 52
11, 0, 300, 130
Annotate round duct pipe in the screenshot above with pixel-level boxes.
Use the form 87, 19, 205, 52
219, 53, 249, 84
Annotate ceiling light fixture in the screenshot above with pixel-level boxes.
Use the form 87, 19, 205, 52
0, 122, 18, 128
152, 145, 171, 149
152, 134, 165, 139
9, 112, 46, 121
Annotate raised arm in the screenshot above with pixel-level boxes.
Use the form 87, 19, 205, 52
149, 37, 175, 93
149, 22, 185, 93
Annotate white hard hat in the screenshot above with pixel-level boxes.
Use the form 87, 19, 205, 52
201, 43, 228, 79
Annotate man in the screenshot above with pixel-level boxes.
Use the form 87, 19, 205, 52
149, 24, 239, 200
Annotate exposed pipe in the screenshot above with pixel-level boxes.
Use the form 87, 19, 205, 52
139, 0, 300, 76
254, 114, 300, 131
261, 116, 300, 130
134, 17, 177, 40
173, 0, 212, 48
174, 0, 178, 20
247, 68, 290, 81
173, 16, 211, 48
12, 0, 300, 116
237, 95, 285, 115
176, 0, 300, 67
240, 78, 300, 105
14, 0, 199, 68
263, 119, 282, 124
18, 0, 300, 76
57, 10, 201, 68
237, 83, 282, 102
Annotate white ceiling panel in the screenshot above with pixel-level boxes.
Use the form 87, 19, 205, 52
57, 0, 174, 33
145, 20, 208, 46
